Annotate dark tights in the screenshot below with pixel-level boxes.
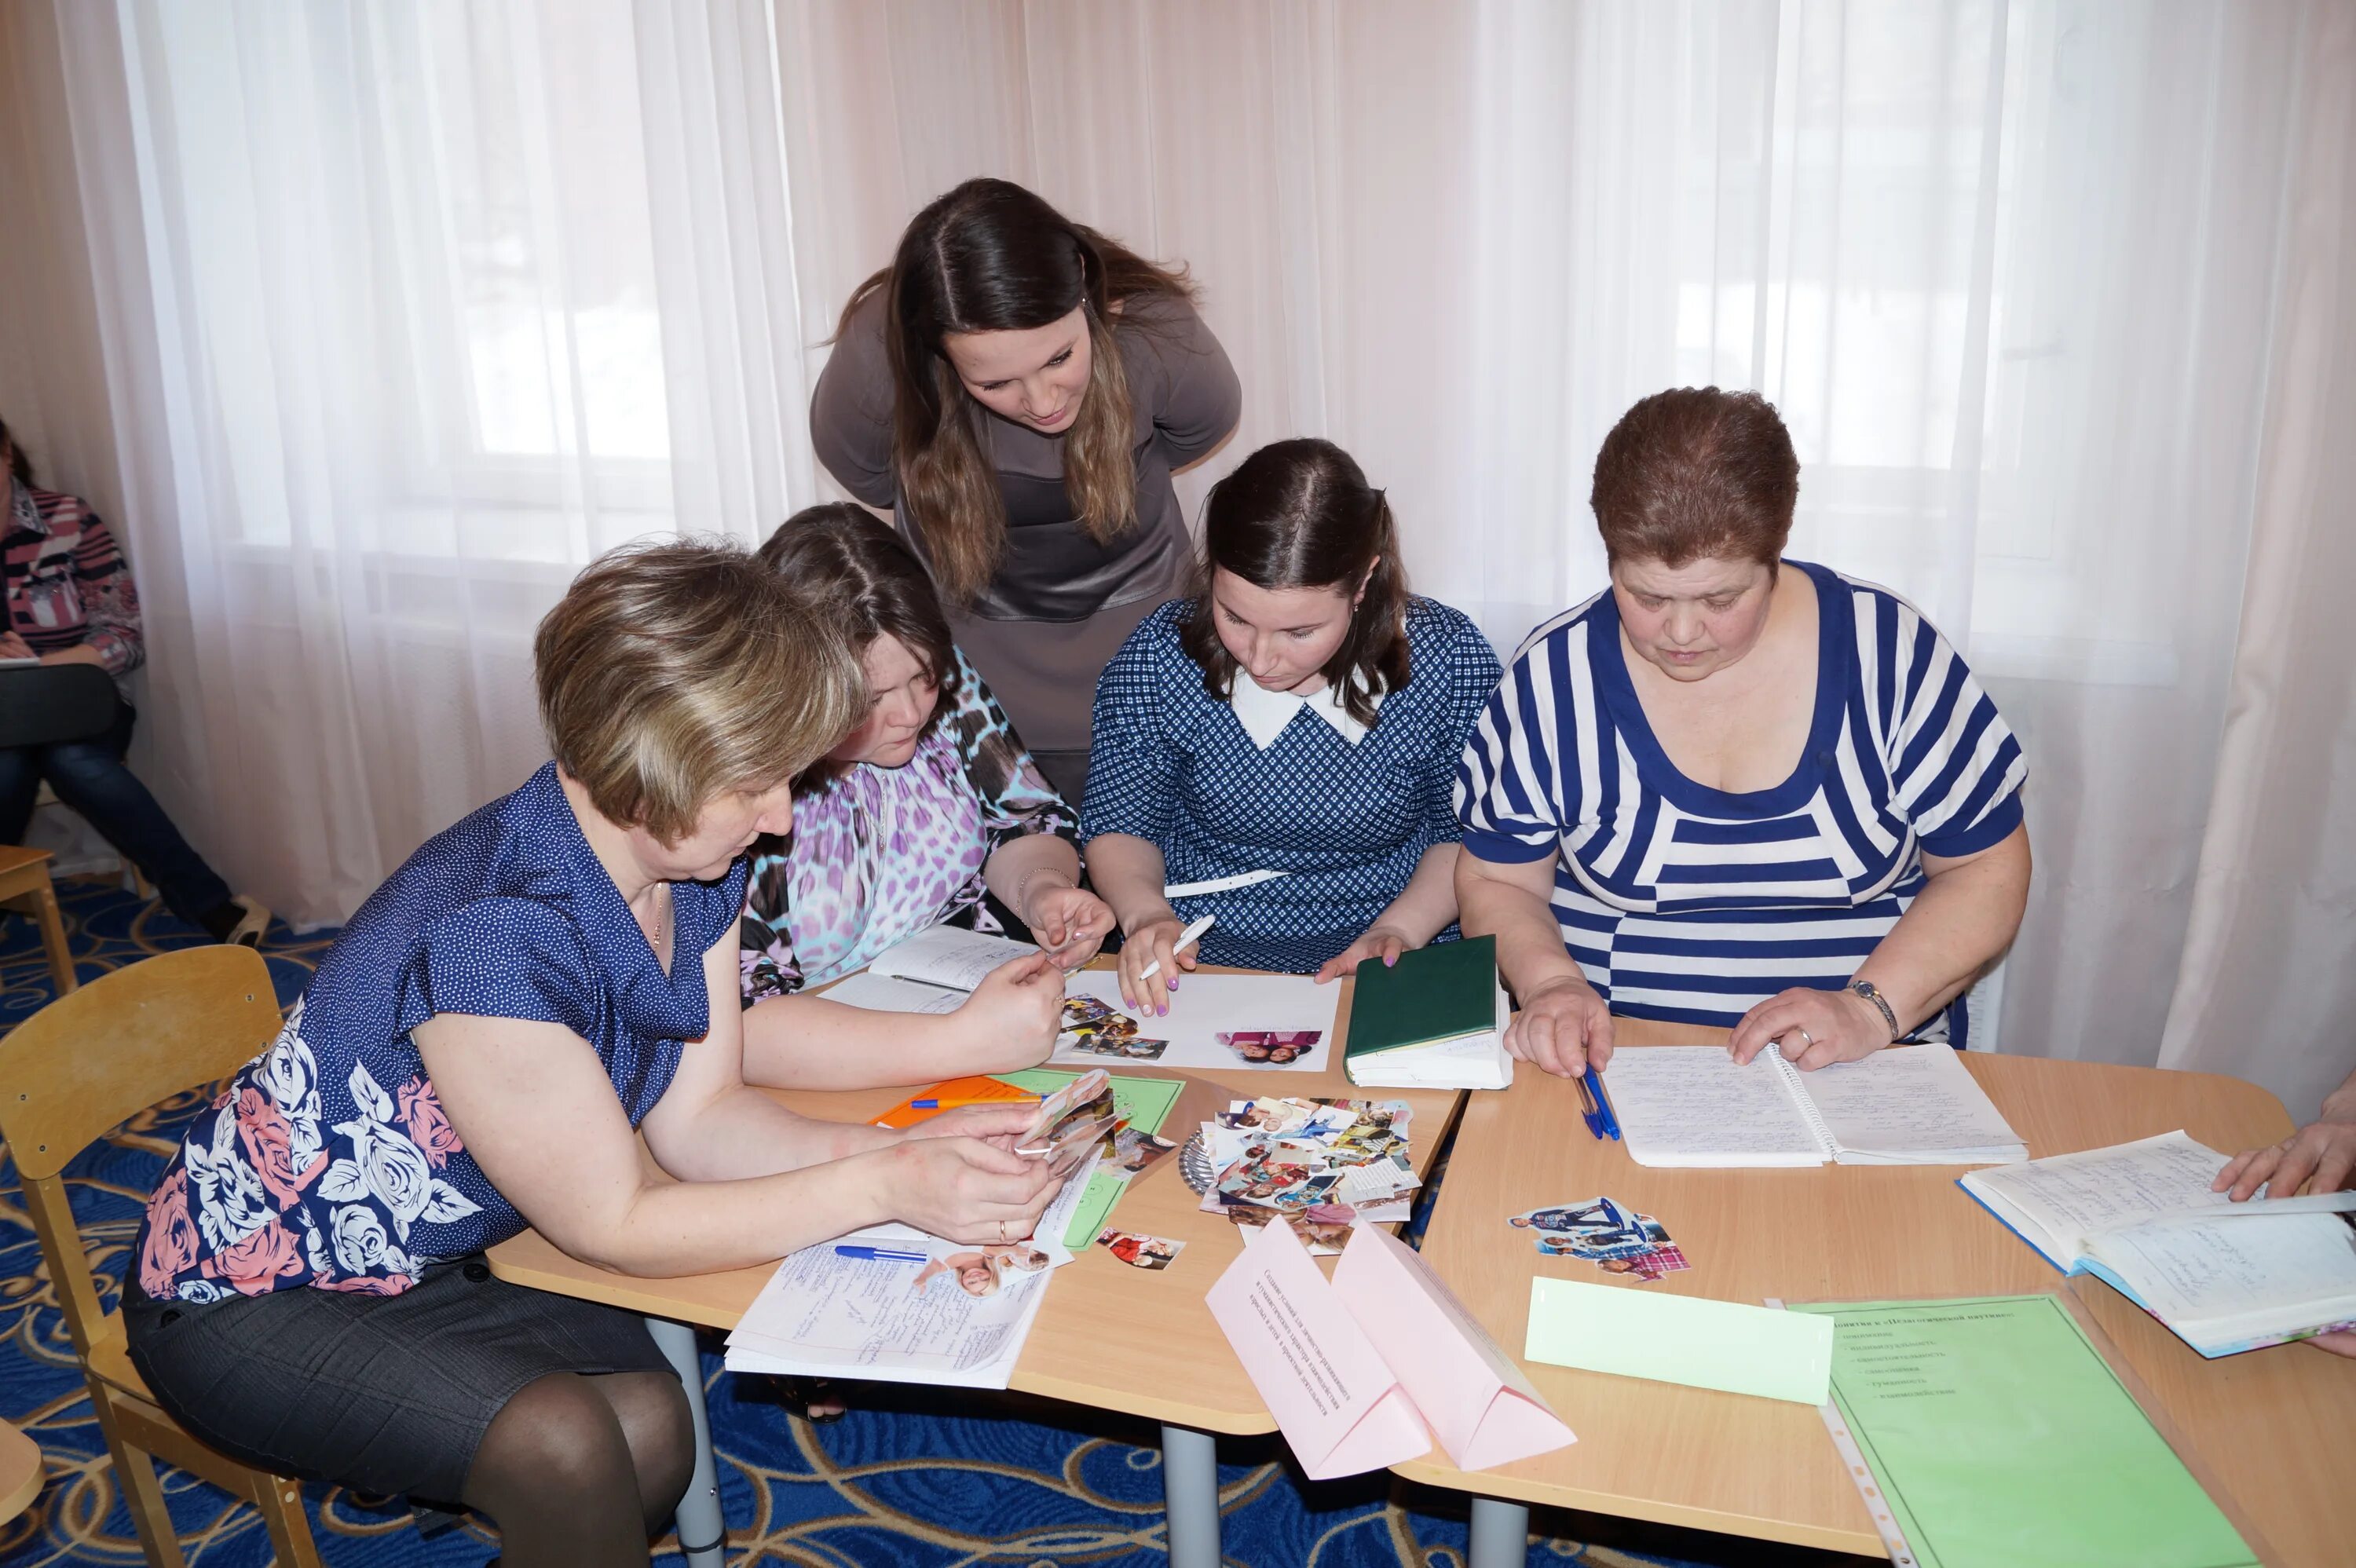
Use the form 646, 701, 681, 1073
461, 1371, 695, 1568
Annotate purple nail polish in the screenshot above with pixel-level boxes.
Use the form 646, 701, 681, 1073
1166, 977, 1178, 992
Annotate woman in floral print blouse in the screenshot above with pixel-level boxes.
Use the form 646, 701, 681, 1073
738, 504, 1114, 1089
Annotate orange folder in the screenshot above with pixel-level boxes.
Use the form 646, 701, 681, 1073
873, 1074, 1042, 1131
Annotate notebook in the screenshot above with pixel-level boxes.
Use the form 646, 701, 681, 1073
1599, 1043, 2026, 1168
1958, 1130, 2356, 1357
1342, 936, 1513, 1091
818, 925, 1039, 1014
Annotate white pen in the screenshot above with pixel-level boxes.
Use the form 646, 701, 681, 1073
1137, 912, 1216, 981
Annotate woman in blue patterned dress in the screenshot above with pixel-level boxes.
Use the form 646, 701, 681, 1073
1083, 439, 1503, 1010
123, 542, 1066, 1568
1456, 389, 2032, 1079
738, 505, 1112, 1087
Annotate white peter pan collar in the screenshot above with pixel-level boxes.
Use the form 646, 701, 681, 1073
1227, 672, 1381, 750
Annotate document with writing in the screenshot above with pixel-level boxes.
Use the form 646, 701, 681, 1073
816, 926, 1038, 1014
1601, 1044, 2025, 1168
1959, 1131, 2356, 1356
1205, 1219, 1575, 1478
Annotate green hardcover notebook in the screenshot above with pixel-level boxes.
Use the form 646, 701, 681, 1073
1344, 934, 1500, 1058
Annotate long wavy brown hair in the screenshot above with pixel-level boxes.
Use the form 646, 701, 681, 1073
840, 178, 1194, 602
1179, 439, 1411, 730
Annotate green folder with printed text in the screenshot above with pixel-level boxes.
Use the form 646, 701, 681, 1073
1787, 1295, 2259, 1568
997, 1069, 1185, 1248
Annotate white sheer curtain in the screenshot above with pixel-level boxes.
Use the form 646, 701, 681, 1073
2, 0, 2347, 1115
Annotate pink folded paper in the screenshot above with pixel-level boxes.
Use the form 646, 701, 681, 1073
1206, 1219, 1574, 1480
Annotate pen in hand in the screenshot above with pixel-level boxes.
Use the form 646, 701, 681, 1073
1137, 912, 1216, 982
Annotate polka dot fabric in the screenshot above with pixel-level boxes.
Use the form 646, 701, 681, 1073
1081, 597, 1502, 974
132, 763, 747, 1302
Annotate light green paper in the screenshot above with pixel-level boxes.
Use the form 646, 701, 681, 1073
1786, 1295, 2255, 1568
1524, 1278, 1833, 1404
994, 1070, 1186, 1248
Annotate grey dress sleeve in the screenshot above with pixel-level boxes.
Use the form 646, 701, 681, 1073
808, 287, 900, 509
1126, 295, 1242, 470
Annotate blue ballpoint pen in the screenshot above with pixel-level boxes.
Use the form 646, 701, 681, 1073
833, 1245, 927, 1263
1582, 1065, 1622, 1141
1572, 1072, 1604, 1139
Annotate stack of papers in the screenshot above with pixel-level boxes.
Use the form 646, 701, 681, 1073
723, 1073, 1110, 1390
1194, 1095, 1417, 1254
1343, 937, 1512, 1091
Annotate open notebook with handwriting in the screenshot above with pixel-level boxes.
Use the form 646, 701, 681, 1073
1599, 1043, 2027, 1168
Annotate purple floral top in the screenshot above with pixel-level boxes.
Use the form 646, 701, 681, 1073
739, 647, 1074, 999
134, 764, 747, 1302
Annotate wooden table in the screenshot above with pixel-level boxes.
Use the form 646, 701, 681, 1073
0, 846, 75, 997
489, 968, 1462, 1568
0, 1419, 41, 1525
1392, 1018, 2356, 1568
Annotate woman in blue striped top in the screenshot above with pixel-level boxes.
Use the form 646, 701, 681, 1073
1455, 389, 2030, 1078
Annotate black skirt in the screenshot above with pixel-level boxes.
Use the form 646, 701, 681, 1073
123, 1253, 673, 1506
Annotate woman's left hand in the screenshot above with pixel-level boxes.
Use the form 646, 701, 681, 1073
1313, 924, 1412, 984
1025, 883, 1115, 969
1729, 986, 1893, 1069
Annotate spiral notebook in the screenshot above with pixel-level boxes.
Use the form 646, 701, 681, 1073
1600, 1044, 2026, 1168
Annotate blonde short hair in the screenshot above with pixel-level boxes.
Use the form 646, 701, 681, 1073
534, 537, 862, 844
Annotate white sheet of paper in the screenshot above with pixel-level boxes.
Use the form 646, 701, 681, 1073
725, 1236, 1057, 1390
1055, 970, 1341, 1073
821, 971, 965, 1014
1793, 1043, 2025, 1160
869, 926, 1038, 990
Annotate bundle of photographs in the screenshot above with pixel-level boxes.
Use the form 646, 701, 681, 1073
1187, 1095, 1418, 1255
1509, 1195, 1691, 1282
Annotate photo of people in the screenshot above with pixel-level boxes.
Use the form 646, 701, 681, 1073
1227, 1201, 1360, 1255
911, 1241, 1056, 1298
1095, 1228, 1185, 1270
1110, 1124, 1178, 1176
1015, 1069, 1118, 1164
1519, 1197, 1689, 1281
1217, 1029, 1323, 1066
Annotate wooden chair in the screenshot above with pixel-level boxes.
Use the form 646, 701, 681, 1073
0, 844, 76, 996
0, 946, 321, 1568
0, 1419, 42, 1525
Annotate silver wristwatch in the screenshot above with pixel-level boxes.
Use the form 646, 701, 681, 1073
1849, 980, 1899, 1041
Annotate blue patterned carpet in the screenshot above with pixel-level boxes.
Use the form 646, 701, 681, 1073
2, 880, 1871, 1568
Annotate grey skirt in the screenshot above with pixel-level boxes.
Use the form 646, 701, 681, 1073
123, 1253, 672, 1506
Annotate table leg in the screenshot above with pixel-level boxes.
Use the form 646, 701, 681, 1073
645, 1316, 726, 1568
1158, 1424, 1220, 1568
1469, 1496, 1530, 1568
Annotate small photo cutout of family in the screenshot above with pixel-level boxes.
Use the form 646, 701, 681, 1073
1058, 996, 1170, 1060
1509, 1196, 1690, 1282
1216, 1029, 1323, 1067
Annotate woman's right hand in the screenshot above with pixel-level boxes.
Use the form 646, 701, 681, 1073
878, 1133, 1063, 1245
952, 951, 1063, 1060
1117, 912, 1195, 1015
1505, 974, 1614, 1077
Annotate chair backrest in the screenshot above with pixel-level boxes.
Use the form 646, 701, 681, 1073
0, 663, 119, 750
0, 946, 282, 1352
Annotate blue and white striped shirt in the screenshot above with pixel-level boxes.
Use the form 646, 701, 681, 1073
1455, 561, 2025, 1035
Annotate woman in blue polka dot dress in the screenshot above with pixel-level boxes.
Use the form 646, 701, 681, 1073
122, 543, 1066, 1568
1082, 439, 1503, 1011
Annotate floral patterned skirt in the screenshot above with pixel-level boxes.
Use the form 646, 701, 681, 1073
123, 1251, 670, 1504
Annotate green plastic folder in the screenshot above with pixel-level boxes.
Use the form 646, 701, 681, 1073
1344, 934, 1497, 1059
997, 1069, 1186, 1249
1786, 1295, 2259, 1568
1524, 1278, 1834, 1403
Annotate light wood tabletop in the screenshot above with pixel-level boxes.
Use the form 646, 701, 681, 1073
0, 1418, 41, 1526
488, 968, 1465, 1434
1389, 1018, 2356, 1566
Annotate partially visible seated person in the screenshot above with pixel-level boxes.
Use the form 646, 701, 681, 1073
2217, 1060, 2356, 1357
1081, 438, 1502, 1011
1456, 388, 2032, 1079
737, 505, 1108, 1089
125, 541, 1063, 1568
0, 416, 265, 942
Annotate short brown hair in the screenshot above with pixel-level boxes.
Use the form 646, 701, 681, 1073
1590, 388, 1799, 568
755, 503, 959, 791
534, 537, 862, 845
1179, 438, 1410, 729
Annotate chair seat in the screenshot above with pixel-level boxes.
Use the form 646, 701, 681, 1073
83, 1314, 154, 1405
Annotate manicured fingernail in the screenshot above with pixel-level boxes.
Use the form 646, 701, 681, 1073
1166, 977, 1177, 992
1385, 955, 1396, 967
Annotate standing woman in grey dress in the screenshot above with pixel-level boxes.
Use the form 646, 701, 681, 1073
810, 178, 1242, 805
